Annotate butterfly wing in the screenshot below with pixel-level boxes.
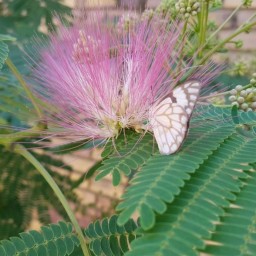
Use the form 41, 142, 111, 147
150, 97, 188, 155
172, 80, 201, 116
150, 81, 201, 155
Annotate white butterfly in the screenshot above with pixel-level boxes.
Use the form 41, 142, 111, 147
149, 81, 201, 155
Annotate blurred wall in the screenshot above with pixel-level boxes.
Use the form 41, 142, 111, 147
64, 0, 256, 62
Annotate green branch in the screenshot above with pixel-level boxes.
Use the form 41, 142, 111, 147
5, 58, 43, 120
198, 0, 209, 58
206, 3, 243, 43
13, 144, 91, 256
199, 21, 256, 64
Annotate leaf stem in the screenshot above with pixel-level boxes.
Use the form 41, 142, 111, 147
199, 21, 256, 64
13, 144, 90, 256
198, 0, 209, 58
5, 58, 43, 120
0, 127, 43, 146
206, 3, 243, 43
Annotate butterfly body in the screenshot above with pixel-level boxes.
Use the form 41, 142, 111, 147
150, 81, 201, 155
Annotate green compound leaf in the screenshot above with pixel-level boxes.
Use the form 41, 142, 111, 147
96, 132, 153, 186
84, 215, 140, 256
0, 34, 16, 41
202, 165, 256, 256
0, 41, 9, 69
126, 135, 256, 256
0, 221, 79, 256
116, 125, 234, 230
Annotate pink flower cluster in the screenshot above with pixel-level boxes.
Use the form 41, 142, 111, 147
32, 12, 216, 142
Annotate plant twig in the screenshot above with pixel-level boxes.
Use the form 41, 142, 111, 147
206, 3, 243, 43
13, 144, 91, 256
199, 21, 256, 64
5, 58, 43, 120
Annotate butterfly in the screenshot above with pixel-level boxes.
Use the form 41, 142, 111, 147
149, 80, 201, 155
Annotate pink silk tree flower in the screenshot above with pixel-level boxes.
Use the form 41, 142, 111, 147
31, 12, 218, 154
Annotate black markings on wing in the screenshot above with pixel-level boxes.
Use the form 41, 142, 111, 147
172, 81, 201, 117
151, 101, 188, 155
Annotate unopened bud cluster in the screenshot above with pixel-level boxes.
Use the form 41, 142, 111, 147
229, 80, 256, 112
117, 13, 138, 32
141, 9, 155, 21
175, 0, 201, 18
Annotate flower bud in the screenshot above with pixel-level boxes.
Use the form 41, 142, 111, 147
229, 95, 236, 102
251, 102, 256, 109
237, 97, 245, 103
180, 7, 186, 13
235, 40, 243, 49
232, 102, 239, 107
250, 78, 256, 84
193, 2, 200, 9
246, 88, 253, 93
241, 103, 248, 110
240, 90, 247, 97
230, 89, 237, 95
235, 85, 243, 91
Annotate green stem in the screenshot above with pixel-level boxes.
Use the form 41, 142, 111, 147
198, 0, 209, 58
0, 127, 43, 146
199, 21, 256, 64
206, 3, 243, 43
5, 58, 43, 120
13, 144, 90, 256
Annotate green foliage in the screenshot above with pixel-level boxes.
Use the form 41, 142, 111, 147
116, 124, 234, 230
0, 42, 9, 70
126, 135, 256, 255
0, 0, 71, 38
84, 215, 139, 256
0, 34, 15, 69
0, 145, 85, 239
96, 132, 152, 186
192, 104, 256, 126
92, 105, 256, 233
202, 165, 256, 255
0, 221, 80, 256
